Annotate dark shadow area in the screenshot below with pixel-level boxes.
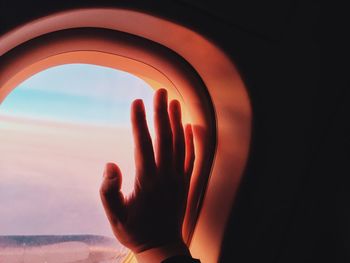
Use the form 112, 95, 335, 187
1, 1, 346, 263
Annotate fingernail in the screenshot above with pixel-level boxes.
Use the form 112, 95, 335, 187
134, 99, 145, 113
133, 100, 146, 122
105, 163, 117, 179
159, 88, 168, 106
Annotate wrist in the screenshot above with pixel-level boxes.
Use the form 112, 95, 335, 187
135, 240, 191, 263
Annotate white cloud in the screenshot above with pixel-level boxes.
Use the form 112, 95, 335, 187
18, 64, 154, 102
0, 118, 138, 237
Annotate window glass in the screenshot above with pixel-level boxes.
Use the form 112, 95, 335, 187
0, 64, 154, 262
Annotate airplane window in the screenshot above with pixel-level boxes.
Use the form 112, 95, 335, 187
0, 64, 155, 262
0, 9, 253, 262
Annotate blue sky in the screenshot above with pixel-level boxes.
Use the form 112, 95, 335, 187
0, 64, 154, 126
0, 64, 155, 237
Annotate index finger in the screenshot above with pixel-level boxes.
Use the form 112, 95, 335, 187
131, 99, 156, 185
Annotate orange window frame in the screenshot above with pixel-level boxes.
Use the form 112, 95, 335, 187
0, 9, 252, 263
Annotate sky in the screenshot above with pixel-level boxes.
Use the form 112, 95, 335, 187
0, 64, 154, 126
0, 64, 155, 237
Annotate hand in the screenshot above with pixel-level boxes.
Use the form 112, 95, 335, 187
100, 89, 195, 261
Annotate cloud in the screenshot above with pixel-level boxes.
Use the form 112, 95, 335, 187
2, 64, 155, 126
0, 64, 157, 236
18, 64, 154, 102
0, 117, 139, 236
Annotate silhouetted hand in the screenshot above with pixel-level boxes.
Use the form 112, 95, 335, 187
100, 89, 195, 262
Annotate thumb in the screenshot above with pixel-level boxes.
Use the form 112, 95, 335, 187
100, 162, 126, 224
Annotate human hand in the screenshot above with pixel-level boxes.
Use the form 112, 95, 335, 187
100, 89, 195, 261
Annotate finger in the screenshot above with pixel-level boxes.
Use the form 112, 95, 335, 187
184, 124, 195, 185
154, 89, 173, 172
100, 163, 126, 224
169, 100, 185, 176
131, 99, 156, 184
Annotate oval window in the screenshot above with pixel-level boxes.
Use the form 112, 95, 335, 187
0, 10, 252, 262
0, 64, 156, 262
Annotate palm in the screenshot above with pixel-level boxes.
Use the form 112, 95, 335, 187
100, 89, 194, 253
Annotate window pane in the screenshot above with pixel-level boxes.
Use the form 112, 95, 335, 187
0, 64, 154, 262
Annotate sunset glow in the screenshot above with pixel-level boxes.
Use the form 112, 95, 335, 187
0, 64, 154, 237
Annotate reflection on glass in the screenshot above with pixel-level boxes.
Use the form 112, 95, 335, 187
0, 64, 154, 262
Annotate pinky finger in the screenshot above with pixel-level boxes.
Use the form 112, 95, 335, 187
184, 124, 195, 184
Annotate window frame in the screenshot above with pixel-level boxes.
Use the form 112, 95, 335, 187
0, 8, 252, 263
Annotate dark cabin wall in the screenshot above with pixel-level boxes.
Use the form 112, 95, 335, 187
1, 1, 346, 262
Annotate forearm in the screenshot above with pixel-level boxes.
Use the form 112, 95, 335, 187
135, 241, 200, 263
162, 255, 201, 263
